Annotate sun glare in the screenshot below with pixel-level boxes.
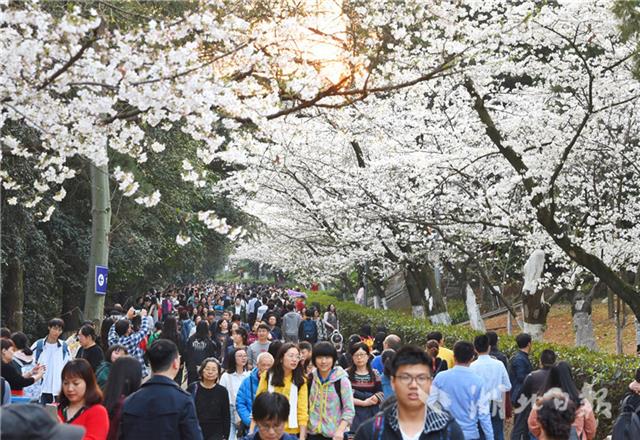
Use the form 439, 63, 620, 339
300, 0, 352, 85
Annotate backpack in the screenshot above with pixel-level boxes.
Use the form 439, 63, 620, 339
612, 395, 640, 440
282, 313, 299, 336
34, 338, 70, 363
308, 373, 343, 411
301, 320, 318, 343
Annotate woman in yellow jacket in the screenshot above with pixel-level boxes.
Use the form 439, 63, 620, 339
254, 342, 308, 439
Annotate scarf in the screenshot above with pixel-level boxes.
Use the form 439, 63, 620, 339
268, 373, 299, 429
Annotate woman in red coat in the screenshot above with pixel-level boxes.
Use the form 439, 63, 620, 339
58, 359, 109, 440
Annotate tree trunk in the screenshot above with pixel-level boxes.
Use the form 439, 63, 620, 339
84, 162, 111, 324
521, 250, 549, 341
404, 266, 427, 318
5, 257, 24, 332
615, 295, 627, 355
422, 262, 451, 324
367, 273, 385, 310
522, 288, 549, 341
466, 284, 485, 331
572, 284, 599, 350
339, 272, 354, 302
607, 288, 615, 319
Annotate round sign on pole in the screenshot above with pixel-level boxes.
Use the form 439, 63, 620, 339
95, 266, 108, 295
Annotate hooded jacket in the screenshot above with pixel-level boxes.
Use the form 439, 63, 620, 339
282, 311, 302, 337
354, 402, 464, 440
308, 366, 356, 437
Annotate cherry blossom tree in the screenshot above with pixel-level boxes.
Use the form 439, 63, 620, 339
3, 0, 640, 332
225, 0, 640, 333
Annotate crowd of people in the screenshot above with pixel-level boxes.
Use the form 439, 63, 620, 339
0, 281, 639, 440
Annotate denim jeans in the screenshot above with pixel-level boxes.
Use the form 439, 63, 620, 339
479, 413, 504, 440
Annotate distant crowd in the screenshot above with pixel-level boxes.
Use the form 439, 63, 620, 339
1, 281, 639, 440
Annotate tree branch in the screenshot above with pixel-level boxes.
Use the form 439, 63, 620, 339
38, 22, 104, 91
464, 78, 640, 319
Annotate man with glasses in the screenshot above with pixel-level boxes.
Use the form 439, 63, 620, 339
355, 345, 463, 440
242, 392, 298, 440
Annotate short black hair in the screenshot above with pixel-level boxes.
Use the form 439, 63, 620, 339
79, 325, 97, 341
227, 347, 248, 373
453, 341, 475, 364
516, 333, 532, 349
474, 335, 490, 353
540, 349, 557, 367
635, 367, 640, 383
253, 392, 290, 423
299, 341, 312, 352
115, 319, 131, 336
536, 391, 577, 439
257, 323, 271, 332
389, 345, 432, 376
147, 339, 178, 372
486, 331, 498, 347
426, 331, 443, 342
48, 318, 64, 330
10, 332, 29, 351
0, 328, 11, 338
381, 349, 396, 377
312, 341, 338, 367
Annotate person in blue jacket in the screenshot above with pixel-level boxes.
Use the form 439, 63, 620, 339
240, 392, 298, 440
237, 352, 274, 430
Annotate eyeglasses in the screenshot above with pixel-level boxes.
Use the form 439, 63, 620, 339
393, 374, 432, 385
352, 352, 369, 358
284, 353, 302, 360
256, 421, 285, 433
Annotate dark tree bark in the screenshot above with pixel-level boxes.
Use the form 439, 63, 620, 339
5, 257, 25, 332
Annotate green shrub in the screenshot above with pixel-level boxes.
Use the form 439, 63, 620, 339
307, 291, 640, 438
446, 299, 470, 324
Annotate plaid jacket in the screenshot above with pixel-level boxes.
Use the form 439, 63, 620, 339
108, 316, 150, 376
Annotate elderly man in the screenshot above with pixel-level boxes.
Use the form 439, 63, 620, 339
371, 334, 401, 374
236, 351, 275, 431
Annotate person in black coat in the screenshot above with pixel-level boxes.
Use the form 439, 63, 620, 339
1, 339, 44, 395
186, 358, 230, 440
120, 339, 203, 440
509, 333, 533, 440
185, 321, 219, 385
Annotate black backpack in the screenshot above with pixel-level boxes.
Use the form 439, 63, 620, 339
612, 395, 640, 440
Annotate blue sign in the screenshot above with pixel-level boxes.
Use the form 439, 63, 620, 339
95, 265, 108, 295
